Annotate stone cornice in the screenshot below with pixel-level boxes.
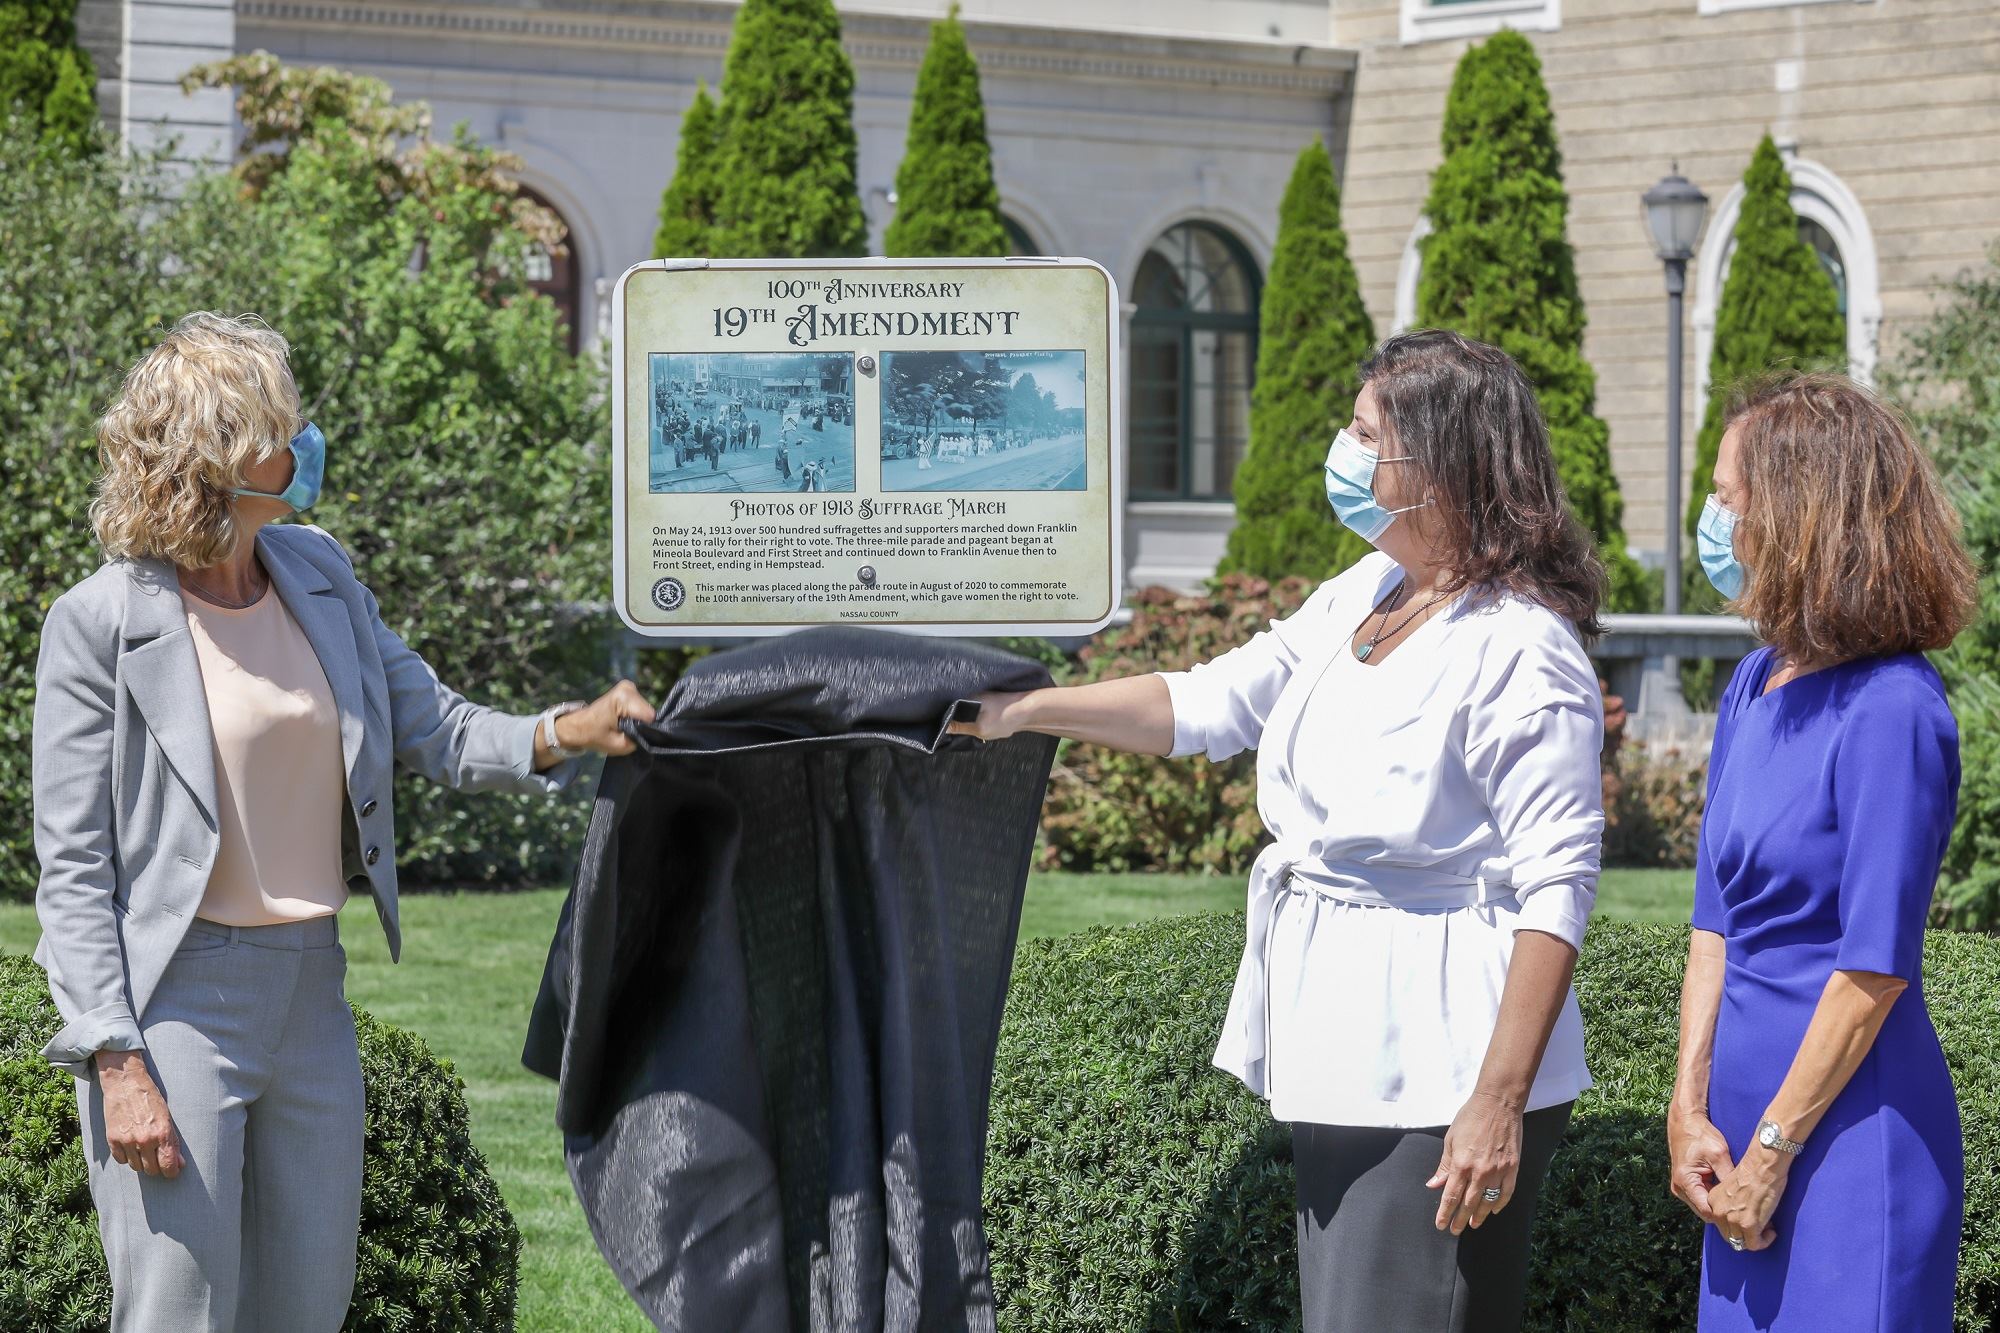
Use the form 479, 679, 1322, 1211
236, 1, 1356, 94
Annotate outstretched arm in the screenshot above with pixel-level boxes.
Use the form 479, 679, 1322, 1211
946, 675, 1174, 756
951, 576, 1349, 760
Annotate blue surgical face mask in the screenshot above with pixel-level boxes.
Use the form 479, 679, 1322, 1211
1324, 427, 1427, 544
1697, 493, 1744, 599
232, 421, 325, 514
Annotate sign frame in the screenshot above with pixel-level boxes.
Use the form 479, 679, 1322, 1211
610, 255, 1125, 639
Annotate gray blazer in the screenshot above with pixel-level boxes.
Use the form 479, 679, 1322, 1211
31, 522, 579, 1076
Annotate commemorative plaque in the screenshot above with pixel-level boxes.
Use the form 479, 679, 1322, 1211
612, 257, 1122, 637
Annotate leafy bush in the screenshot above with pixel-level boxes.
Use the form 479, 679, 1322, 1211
883, 5, 1009, 260
1602, 746, 1706, 869
0, 955, 519, 1332
1415, 30, 1647, 611
186, 58, 611, 885
1890, 241, 2000, 930
985, 913, 2000, 1331
0, 126, 264, 903
1217, 138, 1377, 586
0, 0, 97, 156
1035, 576, 1313, 873
1935, 668, 2000, 930
0, 66, 610, 901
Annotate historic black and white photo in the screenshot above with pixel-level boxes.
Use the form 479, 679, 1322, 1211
648, 352, 856, 494
880, 350, 1087, 492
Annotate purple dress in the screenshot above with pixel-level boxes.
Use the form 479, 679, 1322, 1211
1695, 648, 1963, 1331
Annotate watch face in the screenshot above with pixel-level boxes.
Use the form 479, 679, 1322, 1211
1758, 1123, 1777, 1146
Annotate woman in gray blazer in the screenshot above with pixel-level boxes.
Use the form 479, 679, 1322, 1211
31, 311, 652, 1332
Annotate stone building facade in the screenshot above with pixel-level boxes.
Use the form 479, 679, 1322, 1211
76, 0, 1999, 592
1334, 0, 2000, 562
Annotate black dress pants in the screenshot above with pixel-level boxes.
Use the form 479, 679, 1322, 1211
1293, 1100, 1573, 1333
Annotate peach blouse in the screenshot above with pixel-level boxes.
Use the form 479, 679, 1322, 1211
182, 584, 350, 925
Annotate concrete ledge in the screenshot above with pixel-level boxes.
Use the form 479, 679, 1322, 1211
1596, 613, 1759, 662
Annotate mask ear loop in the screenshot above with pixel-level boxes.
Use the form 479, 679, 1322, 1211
1371, 456, 1431, 519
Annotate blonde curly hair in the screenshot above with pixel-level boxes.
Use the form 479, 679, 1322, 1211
90, 312, 301, 567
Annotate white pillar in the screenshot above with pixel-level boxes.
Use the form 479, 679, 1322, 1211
119, 0, 235, 167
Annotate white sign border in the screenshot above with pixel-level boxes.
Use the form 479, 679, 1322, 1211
611, 256, 1126, 639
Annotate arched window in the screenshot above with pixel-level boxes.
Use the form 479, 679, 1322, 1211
1129, 222, 1261, 501
1693, 154, 1879, 397
516, 186, 582, 356
1001, 214, 1040, 257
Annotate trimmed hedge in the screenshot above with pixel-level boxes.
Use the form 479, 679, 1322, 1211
712, 0, 868, 259
1681, 135, 1845, 617
1216, 138, 1377, 588
883, 5, 1009, 260
655, 81, 721, 259
984, 915, 2000, 1331
0, 956, 519, 1332
1414, 30, 1648, 612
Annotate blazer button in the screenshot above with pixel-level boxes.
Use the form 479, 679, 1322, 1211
365, 846, 381, 866
360, 800, 378, 817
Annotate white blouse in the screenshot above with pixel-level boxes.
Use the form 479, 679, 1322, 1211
1160, 552, 1603, 1128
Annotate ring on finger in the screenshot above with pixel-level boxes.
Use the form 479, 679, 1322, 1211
1726, 1233, 1745, 1251
1482, 1187, 1502, 1203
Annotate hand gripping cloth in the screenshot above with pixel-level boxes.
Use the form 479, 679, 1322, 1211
522, 627, 1058, 1332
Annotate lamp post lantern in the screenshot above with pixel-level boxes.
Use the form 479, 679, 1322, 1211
1643, 166, 1709, 616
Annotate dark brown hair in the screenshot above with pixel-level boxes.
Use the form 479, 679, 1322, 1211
1726, 371, 1976, 663
1359, 329, 1606, 639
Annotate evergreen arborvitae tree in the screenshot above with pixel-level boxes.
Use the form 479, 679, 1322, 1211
654, 82, 721, 258
1417, 29, 1647, 609
0, 0, 98, 154
1219, 139, 1377, 583
712, 0, 867, 258
884, 6, 1006, 259
1681, 134, 1845, 609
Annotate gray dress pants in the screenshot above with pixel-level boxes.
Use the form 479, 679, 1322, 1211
1294, 1101, 1573, 1333
77, 915, 364, 1333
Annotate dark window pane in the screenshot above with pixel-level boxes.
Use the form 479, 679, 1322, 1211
1135, 252, 1187, 311
1130, 323, 1183, 496
1001, 214, 1039, 257
1130, 426, 1182, 496
1797, 218, 1848, 321
516, 185, 581, 356
1128, 224, 1260, 499
1188, 330, 1253, 498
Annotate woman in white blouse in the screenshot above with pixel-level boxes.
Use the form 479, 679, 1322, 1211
952, 329, 1605, 1332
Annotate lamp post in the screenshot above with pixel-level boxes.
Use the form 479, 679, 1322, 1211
1642, 167, 1709, 616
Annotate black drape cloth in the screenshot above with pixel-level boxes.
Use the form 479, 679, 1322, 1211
522, 628, 1058, 1332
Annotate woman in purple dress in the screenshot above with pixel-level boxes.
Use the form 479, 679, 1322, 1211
1667, 372, 1977, 1330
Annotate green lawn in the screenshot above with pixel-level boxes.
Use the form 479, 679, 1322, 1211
0, 869, 1691, 1332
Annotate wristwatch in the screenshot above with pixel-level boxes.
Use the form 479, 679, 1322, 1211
541, 700, 589, 759
1756, 1119, 1804, 1156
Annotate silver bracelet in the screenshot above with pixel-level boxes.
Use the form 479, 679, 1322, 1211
541, 700, 588, 759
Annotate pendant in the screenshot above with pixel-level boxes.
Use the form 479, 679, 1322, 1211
1356, 642, 1375, 661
